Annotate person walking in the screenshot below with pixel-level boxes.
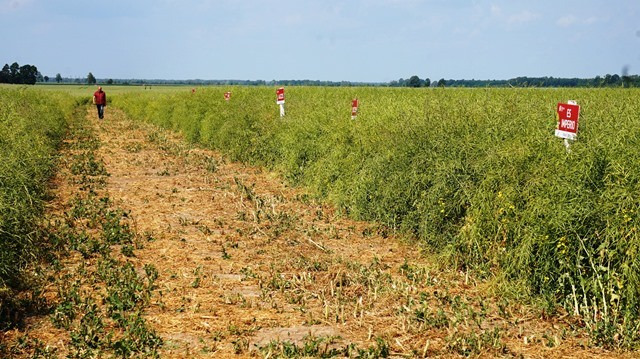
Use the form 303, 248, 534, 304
93, 86, 107, 119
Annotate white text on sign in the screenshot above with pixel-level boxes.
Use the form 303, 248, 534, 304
555, 101, 580, 140
561, 119, 575, 130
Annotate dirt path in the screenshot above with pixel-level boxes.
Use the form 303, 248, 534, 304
95, 110, 433, 357
3, 107, 633, 358
98, 109, 432, 357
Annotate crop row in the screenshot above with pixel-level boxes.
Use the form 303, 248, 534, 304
0, 87, 77, 324
115, 86, 640, 347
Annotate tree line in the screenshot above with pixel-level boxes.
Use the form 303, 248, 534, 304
394, 74, 640, 88
86, 74, 639, 88
0, 62, 42, 85
4, 60, 640, 88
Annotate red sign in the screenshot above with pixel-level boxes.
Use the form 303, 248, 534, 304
276, 87, 285, 104
351, 98, 359, 119
555, 102, 580, 140
224, 92, 231, 101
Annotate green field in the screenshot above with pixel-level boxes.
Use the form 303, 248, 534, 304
3, 84, 640, 347
33, 83, 199, 96
115, 86, 640, 346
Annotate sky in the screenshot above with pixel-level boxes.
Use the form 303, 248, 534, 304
1, 0, 639, 83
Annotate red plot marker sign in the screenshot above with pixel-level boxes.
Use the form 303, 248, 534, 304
224, 92, 231, 101
555, 101, 580, 140
276, 87, 285, 104
351, 98, 359, 119
276, 87, 285, 117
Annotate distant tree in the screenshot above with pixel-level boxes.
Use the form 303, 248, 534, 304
55, 73, 62, 83
44, 75, 49, 82
0, 64, 9, 83
0, 62, 37, 84
424, 78, 431, 88
9, 62, 20, 83
594, 75, 602, 87
87, 72, 96, 84
407, 75, 421, 88
19, 64, 39, 84
107, 79, 114, 85
611, 74, 621, 87
437, 78, 446, 87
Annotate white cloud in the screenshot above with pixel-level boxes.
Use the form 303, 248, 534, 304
488, 5, 539, 26
490, 4, 502, 16
507, 10, 539, 25
583, 16, 598, 25
556, 14, 601, 27
557, 14, 577, 27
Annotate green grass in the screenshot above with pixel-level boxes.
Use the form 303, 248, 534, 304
115, 86, 640, 347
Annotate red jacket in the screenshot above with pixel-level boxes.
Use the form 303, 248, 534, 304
93, 90, 106, 105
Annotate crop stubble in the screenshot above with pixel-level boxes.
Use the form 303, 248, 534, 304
90, 108, 626, 358
5, 104, 633, 358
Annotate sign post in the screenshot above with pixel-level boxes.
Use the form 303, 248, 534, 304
555, 100, 580, 152
276, 87, 285, 117
351, 98, 359, 120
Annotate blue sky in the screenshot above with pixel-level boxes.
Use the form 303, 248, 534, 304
1, 0, 638, 82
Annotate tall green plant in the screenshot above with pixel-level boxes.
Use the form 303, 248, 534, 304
115, 87, 640, 346
0, 87, 72, 314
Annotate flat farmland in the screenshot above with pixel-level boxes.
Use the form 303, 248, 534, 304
2, 86, 640, 357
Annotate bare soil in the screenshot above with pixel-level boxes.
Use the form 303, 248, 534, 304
3, 108, 635, 358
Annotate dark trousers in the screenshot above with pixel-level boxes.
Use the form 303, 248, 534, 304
96, 104, 105, 119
